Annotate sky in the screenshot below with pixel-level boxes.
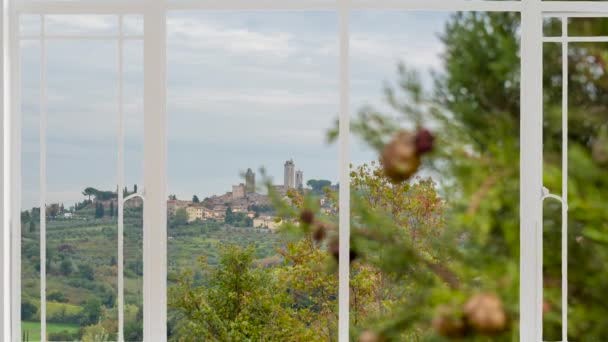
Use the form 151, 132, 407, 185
20, 11, 449, 208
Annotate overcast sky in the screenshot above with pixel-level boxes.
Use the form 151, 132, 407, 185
20, 11, 448, 208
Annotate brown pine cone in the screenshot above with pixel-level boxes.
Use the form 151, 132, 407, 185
328, 237, 357, 262
358, 330, 382, 342
432, 305, 467, 338
312, 222, 327, 242
592, 135, 608, 166
463, 293, 507, 335
415, 128, 435, 154
380, 131, 421, 183
299, 209, 315, 225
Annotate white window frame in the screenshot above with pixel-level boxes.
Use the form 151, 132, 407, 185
3, 0, 608, 341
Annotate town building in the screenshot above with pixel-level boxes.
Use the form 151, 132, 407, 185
253, 215, 282, 231
167, 199, 189, 216
232, 183, 245, 200
284, 159, 295, 188
295, 170, 303, 189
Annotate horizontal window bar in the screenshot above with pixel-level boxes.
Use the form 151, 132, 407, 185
543, 35, 608, 42
15, 1, 146, 15
17, 0, 524, 14
542, 1, 608, 14
18, 35, 143, 40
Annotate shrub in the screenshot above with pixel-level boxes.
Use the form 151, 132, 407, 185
21, 301, 38, 321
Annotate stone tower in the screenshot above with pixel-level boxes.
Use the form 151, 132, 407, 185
284, 159, 295, 189
295, 170, 303, 189
245, 168, 255, 193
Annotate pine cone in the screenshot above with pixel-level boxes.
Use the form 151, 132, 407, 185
312, 222, 327, 242
358, 330, 382, 342
380, 131, 421, 183
463, 293, 507, 335
592, 135, 608, 166
328, 237, 357, 262
432, 305, 467, 338
299, 209, 315, 225
415, 128, 435, 154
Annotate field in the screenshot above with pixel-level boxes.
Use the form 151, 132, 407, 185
20, 205, 283, 341
21, 321, 80, 342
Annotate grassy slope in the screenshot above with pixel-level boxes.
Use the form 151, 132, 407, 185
21, 321, 80, 342
21, 215, 282, 325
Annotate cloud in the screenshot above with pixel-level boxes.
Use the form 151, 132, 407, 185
351, 32, 443, 71
168, 17, 296, 59
46, 15, 117, 35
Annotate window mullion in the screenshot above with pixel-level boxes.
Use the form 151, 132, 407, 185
520, 0, 544, 341
8, 5, 21, 341
143, 1, 167, 340
338, 3, 350, 342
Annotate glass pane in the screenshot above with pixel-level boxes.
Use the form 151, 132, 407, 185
568, 17, 608, 37
122, 15, 143, 37
544, 17, 562, 37
566, 41, 608, 340
46, 40, 118, 341
20, 15, 40, 36
542, 41, 563, 341
20, 39, 42, 341
167, 11, 339, 340
350, 11, 520, 341
45, 15, 118, 36
123, 39, 144, 342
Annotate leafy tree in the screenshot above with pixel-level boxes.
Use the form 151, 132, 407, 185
95, 202, 105, 219
28, 220, 35, 233
82, 324, 110, 342
172, 208, 188, 227
78, 264, 95, 281
21, 301, 37, 321
192, 195, 200, 203
109, 201, 114, 218
21, 210, 31, 223
46, 203, 60, 219
83, 187, 96, 201
170, 245, 303, 341
48, 290, 67, 303
224, 207, 233, 224
319, 11, 608, 342
80, 298, 103, 326
306, 179, 332, 193
59, 259, 72, 276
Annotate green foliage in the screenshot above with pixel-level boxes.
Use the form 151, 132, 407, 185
224, 207, 252, 227
80, 298, 102, 326
78, 264, 95, 281
21, 301, 38, 321
172, 208, 189, 227
306, 179, 332, 194
48, 290, 68, 303
83, 187, 116, 201
169, 245, 305, 341
60, 259, 73, 276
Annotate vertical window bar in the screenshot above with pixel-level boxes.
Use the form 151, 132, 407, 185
561, 15, 569, 342
143, 3, 167, 339
39, 13, 47, 342
521, 0, 544, 340
8, 7, 21, 342
117, 14, 125, 342
338, 2, 350, 342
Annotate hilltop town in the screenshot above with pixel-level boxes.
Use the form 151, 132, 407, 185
37, 159, 336, 233
167, 159, 335, 231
